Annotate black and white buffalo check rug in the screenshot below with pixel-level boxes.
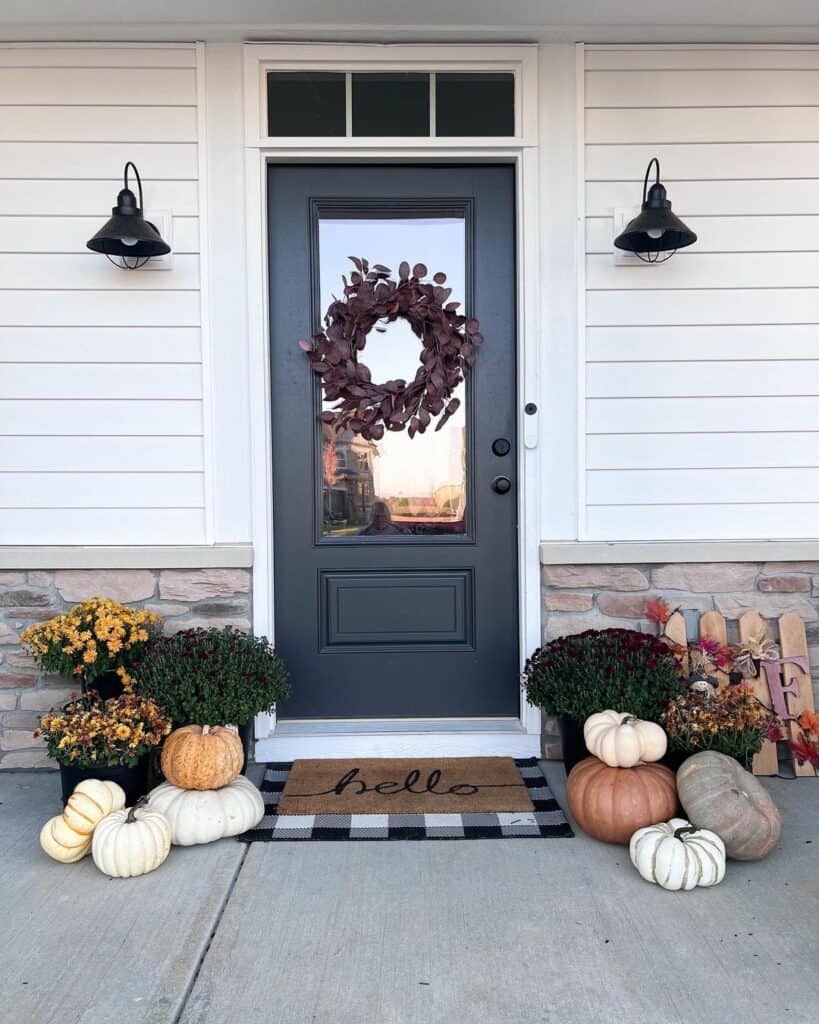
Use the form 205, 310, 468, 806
239, 759, 573, 841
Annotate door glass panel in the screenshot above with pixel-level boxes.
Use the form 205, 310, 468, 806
318, 214, 468, 539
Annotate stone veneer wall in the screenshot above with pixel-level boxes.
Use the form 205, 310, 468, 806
0, 568, 252, 769
540, 561, 819, 759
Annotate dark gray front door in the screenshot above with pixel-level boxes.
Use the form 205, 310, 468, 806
269, 164, 518, 719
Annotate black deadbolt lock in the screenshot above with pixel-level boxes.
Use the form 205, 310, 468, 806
491, 438, 511, 456
492, 476, 512, 494
524, 402, 537, 416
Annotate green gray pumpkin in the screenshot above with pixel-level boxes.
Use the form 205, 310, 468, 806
677, 751, 781, 861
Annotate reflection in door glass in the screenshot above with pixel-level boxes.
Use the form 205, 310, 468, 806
318, 216, 467, 538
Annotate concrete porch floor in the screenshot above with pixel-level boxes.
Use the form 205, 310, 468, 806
1, 764, 817, 1024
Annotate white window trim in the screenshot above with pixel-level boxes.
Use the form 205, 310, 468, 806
242, 42, 543, 757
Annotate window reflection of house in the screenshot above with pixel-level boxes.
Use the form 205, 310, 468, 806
322, 425, 378, 535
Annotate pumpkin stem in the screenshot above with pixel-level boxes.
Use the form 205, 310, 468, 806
125, 795, 148, 824
622, 715, 637, 725
673, 825, 699, 840
202, 724, 210, 736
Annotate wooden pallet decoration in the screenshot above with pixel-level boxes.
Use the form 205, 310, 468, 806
663, 608, 816, 777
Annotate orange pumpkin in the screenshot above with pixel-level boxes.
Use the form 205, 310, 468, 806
566, 756, 679, 845
160, 725, 243, 791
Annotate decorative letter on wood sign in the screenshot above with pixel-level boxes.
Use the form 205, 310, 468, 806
661, 608, 816, 777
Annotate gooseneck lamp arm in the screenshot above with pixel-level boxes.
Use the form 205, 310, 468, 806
642, 157, 661, 205
123, 161, 144, 211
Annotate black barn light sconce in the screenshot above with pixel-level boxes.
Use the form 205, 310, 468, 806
613, 158, 697, 263
86, 162, 171, 269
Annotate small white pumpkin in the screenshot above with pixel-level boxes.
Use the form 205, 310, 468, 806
584, 710, 667, 768
629, 817, 726, 890
148, 775, 264, 846
63, 778, 126, 834
40, 815, 92, 863
92, 800, 172, 878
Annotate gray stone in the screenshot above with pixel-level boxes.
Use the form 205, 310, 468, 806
715, 593, 818, 621
1, 729, 44, 751
192, 600, 250, 617
0, 692, 17, 711
26, 571, 52, 587
0, 622, 18, 644
0, 590, 52, 608
545, 613, 634, 641
542, 565, 649, 591
160, 569, 251, 602
0, 711, 39, 729
0, 572, 25, 587
20, 688, 75, 710
54, 569, 155, 603
652, 562, 758, 592
144, 602, 191, 617
5, 651, 36, 670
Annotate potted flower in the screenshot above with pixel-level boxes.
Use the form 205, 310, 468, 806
523, 628, 681, 773
661, 684, 777, 770
37, 692, 171, 805
21, 597, 161, 699
133, 627, 290, 771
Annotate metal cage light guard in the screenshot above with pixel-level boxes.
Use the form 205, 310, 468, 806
613, 157, 697, 264
86, 162, 171, 270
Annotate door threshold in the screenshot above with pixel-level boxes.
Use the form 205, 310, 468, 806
255, 718, 539, 760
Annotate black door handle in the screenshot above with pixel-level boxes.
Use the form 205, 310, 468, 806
492, 476, 512, 494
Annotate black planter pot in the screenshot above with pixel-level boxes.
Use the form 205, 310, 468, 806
59, 757, 149, 807
238, 719, 254, 774
558, 715, 590, 776
84, 670, 124, 701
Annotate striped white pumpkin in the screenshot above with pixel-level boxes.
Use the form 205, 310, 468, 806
629, 817, 726, 890
92, 804, 172, 878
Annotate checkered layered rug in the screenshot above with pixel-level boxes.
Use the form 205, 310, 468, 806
239, 759, 573, 841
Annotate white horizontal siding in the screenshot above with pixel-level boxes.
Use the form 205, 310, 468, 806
0, 509, 205, 545
584, 46, 819, 543
0, 43, 205, 546
0, 436, 203, 473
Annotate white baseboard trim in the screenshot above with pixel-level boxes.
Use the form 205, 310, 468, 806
255, 719, 539, 759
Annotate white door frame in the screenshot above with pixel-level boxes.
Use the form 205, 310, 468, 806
243, 42, 543, 758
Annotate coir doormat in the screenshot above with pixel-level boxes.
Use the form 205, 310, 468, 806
240, 758, 573, 841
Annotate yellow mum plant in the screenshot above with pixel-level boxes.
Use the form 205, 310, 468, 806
21, 597, 161, 691
37, 692, 171, 768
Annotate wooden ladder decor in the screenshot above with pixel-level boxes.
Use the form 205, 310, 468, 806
663, 609, 816, 777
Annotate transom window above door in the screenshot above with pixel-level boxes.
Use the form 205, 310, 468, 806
266, 70, 515, 138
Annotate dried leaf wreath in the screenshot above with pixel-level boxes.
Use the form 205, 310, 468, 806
299, 257, 483, 441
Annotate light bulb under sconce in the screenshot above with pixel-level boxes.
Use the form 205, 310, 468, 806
86, 162, 171, 270
613, 158, 696, 264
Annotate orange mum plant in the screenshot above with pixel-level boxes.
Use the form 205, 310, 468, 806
20, 597, 160, 691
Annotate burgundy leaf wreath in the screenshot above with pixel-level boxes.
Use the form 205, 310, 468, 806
299, 257, 483, 441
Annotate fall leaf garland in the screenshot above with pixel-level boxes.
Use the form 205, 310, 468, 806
300, 257, 483, 440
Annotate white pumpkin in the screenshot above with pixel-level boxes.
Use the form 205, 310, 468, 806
629, 817, 726, 891
92, 802, 172, 878
584, 710, 667, 768
63, 778, 126, 834
148, 775, 264, 846
40, 815, 92, 863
